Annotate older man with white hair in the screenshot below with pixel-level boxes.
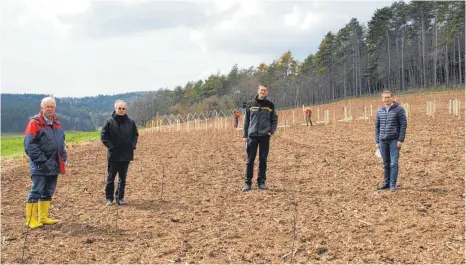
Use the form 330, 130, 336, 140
101, 100, 139, 206
24, 96, 67, 229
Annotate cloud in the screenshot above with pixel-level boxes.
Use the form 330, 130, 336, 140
2, 0, 395, 97
189, 29, 208, 53
61, 1, 210, 38
199, 1, 392, 59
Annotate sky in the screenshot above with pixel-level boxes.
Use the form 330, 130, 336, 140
1, 0, 393, 98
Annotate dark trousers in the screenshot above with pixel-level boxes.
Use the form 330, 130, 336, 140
245, 136, 270, 185
105, 161, 130, 201
306, 115, 313, 126
234, 117, 239, 128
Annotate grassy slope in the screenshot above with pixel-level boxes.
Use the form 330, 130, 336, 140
1, 131, 101, 158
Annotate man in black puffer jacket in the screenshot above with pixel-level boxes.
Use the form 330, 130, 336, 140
101, 100, 139, 206
242, 84, 278, 192
375, 90, 407, 192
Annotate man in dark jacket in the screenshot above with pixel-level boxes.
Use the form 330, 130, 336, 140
375, 90, 407, 192
101, 100, 139, 206
24, 97, 67, 228
242, 84, 278, 192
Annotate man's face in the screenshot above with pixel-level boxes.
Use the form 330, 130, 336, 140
41, 102, 56, 117
382, 93, 393, 105
115, 102, 127, 116
258, 86, 269, 98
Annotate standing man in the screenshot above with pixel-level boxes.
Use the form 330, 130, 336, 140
234, 109, 241, 129
305, 107, 313, 126
242, 84, 278, 192
101, 100, 139, 206
375, 90, 407, 192
24, 97, 67, 229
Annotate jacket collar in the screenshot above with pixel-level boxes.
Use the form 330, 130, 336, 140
255, 95, 267, 102
384, 101, 399, 110
112, 111, 128, 119
37, 112, 59, 126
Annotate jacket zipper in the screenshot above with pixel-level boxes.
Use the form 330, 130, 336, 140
384, 105, 394, 139
53, 124, 60, 163
257, 103, 261, 136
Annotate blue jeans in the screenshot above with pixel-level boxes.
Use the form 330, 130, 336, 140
27, 175, 58, 202
379, 139, 400, 188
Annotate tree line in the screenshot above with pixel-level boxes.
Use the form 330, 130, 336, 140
1, 92, 147, 133
128, 1, 464, 125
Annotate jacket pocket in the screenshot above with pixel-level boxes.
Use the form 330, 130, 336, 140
37, 163, 51, 174
259, 111, 271, 134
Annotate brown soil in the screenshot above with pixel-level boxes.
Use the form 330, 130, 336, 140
1, 90, 464, 264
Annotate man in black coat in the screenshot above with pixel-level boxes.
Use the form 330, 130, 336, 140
101, 100, 139, 206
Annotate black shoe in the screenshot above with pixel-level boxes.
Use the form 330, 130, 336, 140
376, 184, 390, 191
258, 183, 269, 190
105, 199, 113, 206
116, 199, 127, 206
242, 184, 252, 192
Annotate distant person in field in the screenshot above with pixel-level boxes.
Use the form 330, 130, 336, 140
242, 84, 278, 192
375, 90, 407, 192
305, 107, 313, 126
24, 97, 67, 229
234, 109, 241, 128
101, 100, 139, 206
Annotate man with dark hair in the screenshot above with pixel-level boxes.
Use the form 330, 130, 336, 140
375, 90, 407, 192
101, 100, 139, 206
242, 84, 278, 192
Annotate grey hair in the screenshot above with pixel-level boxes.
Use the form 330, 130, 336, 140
114, 100, 126, 108
41, 97, 56, 106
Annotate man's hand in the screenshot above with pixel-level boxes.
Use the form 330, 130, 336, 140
243, 138, 248, 142
267, 132, 272, 136
375, 143, 379, 149
397, 141, 402, 148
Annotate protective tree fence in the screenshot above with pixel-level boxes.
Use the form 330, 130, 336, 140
140, 97, 462, 136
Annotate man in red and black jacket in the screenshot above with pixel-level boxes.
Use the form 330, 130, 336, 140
24, 97, 67, 229
234, 109, 241, 129
305, 107, 313, 126
242, 84, 278, 192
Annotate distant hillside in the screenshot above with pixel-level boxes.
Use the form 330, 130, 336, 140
1, 92, 148, 133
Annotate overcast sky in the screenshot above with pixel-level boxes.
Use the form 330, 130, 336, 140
1, 0, 393, 97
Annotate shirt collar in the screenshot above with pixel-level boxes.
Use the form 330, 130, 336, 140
42, 114, 54, 125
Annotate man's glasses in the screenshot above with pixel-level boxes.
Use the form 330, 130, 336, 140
118, 108, 126, 110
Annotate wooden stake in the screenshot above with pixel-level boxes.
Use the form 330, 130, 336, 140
458, 100, 461, 120
364, 106, 367, 123
449, 100, 452, 115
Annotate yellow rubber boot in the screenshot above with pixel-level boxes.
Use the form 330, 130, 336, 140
25, 203, 43, 229
38, 201, 59, 225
